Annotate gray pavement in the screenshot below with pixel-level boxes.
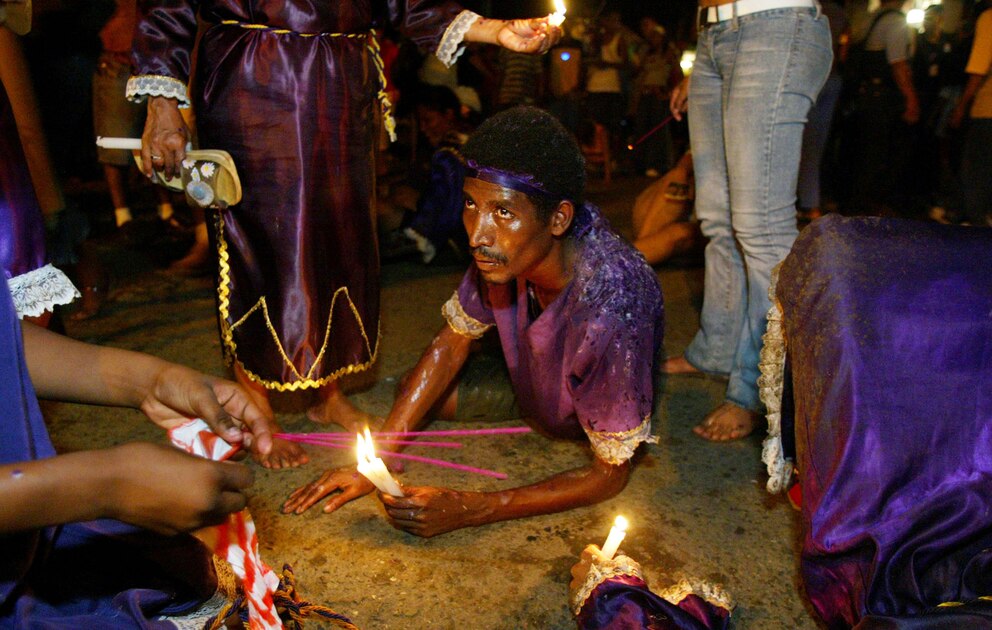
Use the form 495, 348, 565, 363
45, 174, 820, 629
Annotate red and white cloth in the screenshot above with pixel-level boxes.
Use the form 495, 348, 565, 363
169, 418, 282, 630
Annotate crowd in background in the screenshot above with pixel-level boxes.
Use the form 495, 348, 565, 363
7, 0, 992, 320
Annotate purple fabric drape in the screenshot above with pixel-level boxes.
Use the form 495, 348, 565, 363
577, 575, 730, 630
778, 215, 992, 628
0, 80, 47, 281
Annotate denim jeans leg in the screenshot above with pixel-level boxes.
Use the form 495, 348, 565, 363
685, 8, 831, 409
683, 30, 743, 378
721, 9, 832, 410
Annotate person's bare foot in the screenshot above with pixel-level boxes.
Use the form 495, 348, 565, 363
257, 436, 309, 469
692, 402, 761, 442
169, 241, 211, 276
661, 355, 703, 375
231, 362, 308, 468
69, 285, 106, 321
306, 383, 380, 434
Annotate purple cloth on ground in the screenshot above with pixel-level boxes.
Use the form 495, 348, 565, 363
0, 282, 216, 628
132, 0, 465, 388
0, 80, 47, 281
777, 215, 992, 628
577, 575, 730, 630
456, 203, 664, 440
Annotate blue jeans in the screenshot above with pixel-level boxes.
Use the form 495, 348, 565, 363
685, 6, 832, 411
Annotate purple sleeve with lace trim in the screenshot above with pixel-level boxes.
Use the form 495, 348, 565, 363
577, 576, 730, 630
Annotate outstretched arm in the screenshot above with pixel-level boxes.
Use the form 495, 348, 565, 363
282, 323, 475, 514
379, 455, 631, 537
21, 321, 273, 453
0, 442, 254, 535
464, 16, 561, 55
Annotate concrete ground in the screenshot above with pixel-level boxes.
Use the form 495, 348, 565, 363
44, 174, 820, 629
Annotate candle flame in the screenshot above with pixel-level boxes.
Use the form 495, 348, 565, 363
356, 427, 378, 464
548, 0, 566, 27
614, 515, 628, 531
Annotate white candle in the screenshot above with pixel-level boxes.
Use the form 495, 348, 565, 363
96, 136, 143, 150
600, 515, 628, 560
356, 427, 404, 497
548, 0, 566, 27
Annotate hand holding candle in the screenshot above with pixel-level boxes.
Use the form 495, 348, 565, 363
356, 427, 404, 497
548, 0, 566, 27
600, 515, 628, 560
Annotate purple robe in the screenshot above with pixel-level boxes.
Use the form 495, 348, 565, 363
451, 203, 663, 460
0, 281, 218, 628
777, 215, 992, 628
131, 1, 467, 390
0, 80, 46, 282
578, 575, 730, 630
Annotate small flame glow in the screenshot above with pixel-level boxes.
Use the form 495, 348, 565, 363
549, 0, 566, 27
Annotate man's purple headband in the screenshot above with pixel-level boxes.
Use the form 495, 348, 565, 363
464, 160, 562, 201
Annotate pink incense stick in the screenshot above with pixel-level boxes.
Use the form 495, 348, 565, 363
284, 426, 532, 439
279, 437, 508, 479
276, 433, 462, 449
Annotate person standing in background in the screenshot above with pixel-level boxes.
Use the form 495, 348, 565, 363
664, 0, 832, 441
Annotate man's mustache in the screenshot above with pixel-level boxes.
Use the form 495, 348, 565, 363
472, 247, 508, 264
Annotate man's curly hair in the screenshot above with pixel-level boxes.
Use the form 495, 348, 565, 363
461, 106, 586, 223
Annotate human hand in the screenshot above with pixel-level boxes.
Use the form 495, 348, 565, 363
497, 17, 562, 55
379, 485, 480, 538
138, 364, 273, 458
141, 96, 189, 180
105, 442, 254, 535
569, 544, 609, 595
282, 467, 376, 514
670, 77, 690, 121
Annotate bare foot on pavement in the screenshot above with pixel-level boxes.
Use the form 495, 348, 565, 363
693, 402, 761, 442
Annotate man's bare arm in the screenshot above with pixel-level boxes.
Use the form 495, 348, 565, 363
380, 456, 631, 537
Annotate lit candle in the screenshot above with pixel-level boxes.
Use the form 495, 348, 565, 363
600, 515, 628, 560
356, 427, 404, 497
548, 0, 566, 27
96, 136, 143, 150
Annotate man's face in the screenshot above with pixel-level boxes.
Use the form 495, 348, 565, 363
462, 177, 555, 286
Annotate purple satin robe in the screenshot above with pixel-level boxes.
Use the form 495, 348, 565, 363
0, 80, 46, 282
777, 215, 992, 628
0, 281, 217, 628
132, 1, 465, 389
456, 203, 664, 443
577, 576, 730, 630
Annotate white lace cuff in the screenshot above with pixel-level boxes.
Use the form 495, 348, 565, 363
436, 10, 480, 67
7, 264, 80, 319
126, 75, 191, 108
655, 578, 735, 612
571, 554, 643, 615
758, 263, 790, 493
442, 291, 492, 339
585, 415, 657, 465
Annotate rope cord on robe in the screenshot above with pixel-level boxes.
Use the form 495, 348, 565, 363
218, 20, 397, 141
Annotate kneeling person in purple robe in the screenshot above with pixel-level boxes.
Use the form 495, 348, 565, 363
284, 106, 665, 536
